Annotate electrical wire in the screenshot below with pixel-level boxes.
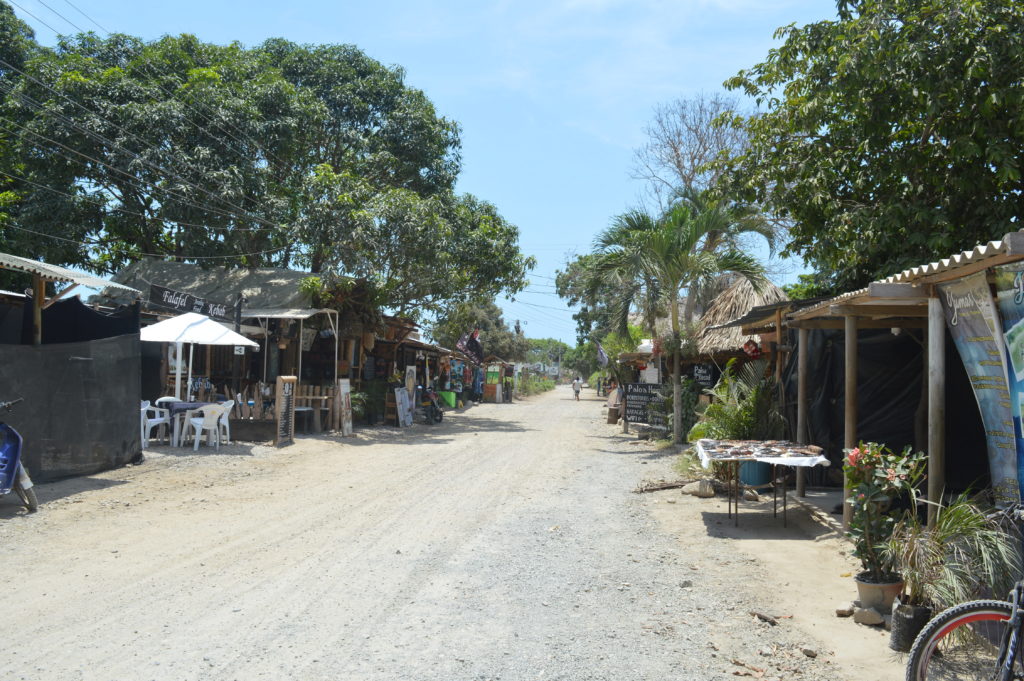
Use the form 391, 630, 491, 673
3, 222, 288, 260
0, 77, 282, 232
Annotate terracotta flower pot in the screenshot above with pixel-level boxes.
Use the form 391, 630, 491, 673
854, 572, 904, 612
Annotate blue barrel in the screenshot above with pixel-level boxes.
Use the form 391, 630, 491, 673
739, 461, 771, 487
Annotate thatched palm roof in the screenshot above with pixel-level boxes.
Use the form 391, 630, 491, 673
693, 278, 788, 356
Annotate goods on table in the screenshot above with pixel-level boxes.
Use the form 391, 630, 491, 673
697, 439, 823, 460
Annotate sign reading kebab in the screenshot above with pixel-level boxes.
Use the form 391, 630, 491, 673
149, 284, 231, 322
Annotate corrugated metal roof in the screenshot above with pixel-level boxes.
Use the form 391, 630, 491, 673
788, 288, 871, 320
99, 260, 315, 308
0, 252, 140, 293
881, 231, 1024, 284
242, 308, 336, 320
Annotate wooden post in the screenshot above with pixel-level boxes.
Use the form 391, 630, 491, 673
843, 315, 858, 529
774, 307, 784, 383
927, 296, 946, 527
796, 326, 809, 497
32, 275, 44, 345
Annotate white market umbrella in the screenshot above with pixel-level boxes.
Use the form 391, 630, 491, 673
140, 312, 259, 399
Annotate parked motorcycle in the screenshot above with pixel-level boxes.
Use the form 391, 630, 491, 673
417, 385, 444, 425
0, 398, 37, 512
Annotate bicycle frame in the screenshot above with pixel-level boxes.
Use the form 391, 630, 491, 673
996, 583, 1024, 681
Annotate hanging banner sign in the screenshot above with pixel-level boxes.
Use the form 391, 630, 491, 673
148, 284, 231, 322
991, 265, 1024, 498
940, 272, 1019, 503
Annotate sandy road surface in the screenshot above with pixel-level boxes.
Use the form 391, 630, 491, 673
0, 387, 880, 681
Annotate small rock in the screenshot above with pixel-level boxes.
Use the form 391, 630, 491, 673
853, 607, 885, 626
801, 648, 818, 658
679, 580, 693, 588
742, 488, 760, 501
883, 614, 892, 631
835, 603, 855, 617
683, 480, 715, 498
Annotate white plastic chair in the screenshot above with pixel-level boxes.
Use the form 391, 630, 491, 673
140, 400, 171, 447
187, 404, 226, 452
218, 400, 234, 445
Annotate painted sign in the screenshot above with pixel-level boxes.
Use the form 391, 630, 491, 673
940, 272, 1019, 503
148, 284, 231, 321
274, 375, 297, 447
693, 364, 718, 389
624, 382, 666, 427
339, 379, 353, 436
990, 265, 1024, 497
395, 388, 413, 427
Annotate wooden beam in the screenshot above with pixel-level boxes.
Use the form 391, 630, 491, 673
796, 326, 809, 498
829, 304, 928, 317
927, 297, 945, 528
32, 275, 44, 345
40, 283, 79, 310
788, 318, 926, 330
843, 315, 858, 529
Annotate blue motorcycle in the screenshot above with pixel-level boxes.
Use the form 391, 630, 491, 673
0, 398, 37, 512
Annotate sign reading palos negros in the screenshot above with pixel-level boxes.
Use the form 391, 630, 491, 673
940, 272, 1020, 504
992, 265, 1024, 497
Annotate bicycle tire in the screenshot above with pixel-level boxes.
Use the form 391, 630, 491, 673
12, 478, 38, 513
906, 599, 1016, 681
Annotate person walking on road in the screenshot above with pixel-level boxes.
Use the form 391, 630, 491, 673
572, 376, 581, 401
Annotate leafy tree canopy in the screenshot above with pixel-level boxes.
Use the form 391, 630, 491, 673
0, 12, 531, 312
429, 300, 530, 362
724, 0, 1024, 294
526, 337, 570, 367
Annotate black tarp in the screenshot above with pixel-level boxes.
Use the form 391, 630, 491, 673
0, 334, 141, 481
21, 296, 140, 344
781, 327, 988, 492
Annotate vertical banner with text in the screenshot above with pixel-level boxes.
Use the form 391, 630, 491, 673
991, 265, 1024, 498
940, 272, 1020, 503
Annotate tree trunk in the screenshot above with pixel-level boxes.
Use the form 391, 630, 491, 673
673, 342, 681, 444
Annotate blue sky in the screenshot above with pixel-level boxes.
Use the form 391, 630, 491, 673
12, 0, 836, 344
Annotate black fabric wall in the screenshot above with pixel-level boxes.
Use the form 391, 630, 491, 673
0, 334, 141, 481
782, 327, 987, 492
21, 296, 140, 344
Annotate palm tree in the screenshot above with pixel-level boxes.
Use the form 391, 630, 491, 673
590, 192, 771, 444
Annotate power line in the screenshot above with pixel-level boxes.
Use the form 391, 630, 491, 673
3, 222, 288, 260
0, 74, 282, 232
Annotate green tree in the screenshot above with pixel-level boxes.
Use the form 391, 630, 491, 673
526, 337, 570, 369
429, 300, 530, 362
589, 195, 768, 444
724, 0, 1024, 294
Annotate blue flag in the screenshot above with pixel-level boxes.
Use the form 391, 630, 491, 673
596, 341, 609, 367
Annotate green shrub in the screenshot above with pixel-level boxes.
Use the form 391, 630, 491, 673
687, 358, 784, 441
518, 375, 555, 396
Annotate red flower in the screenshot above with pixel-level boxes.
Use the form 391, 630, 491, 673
847, 448, 862, 467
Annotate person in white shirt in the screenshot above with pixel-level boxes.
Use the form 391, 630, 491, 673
572, 376, 582, 401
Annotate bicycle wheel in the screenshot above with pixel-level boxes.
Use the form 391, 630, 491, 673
906, 599, 1016, 681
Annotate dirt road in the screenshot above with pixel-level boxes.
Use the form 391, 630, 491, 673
0, 387, 896, 680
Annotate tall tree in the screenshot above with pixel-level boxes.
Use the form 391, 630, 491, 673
590, 196, 768, 444
430, 300, 530, 362
632, 92, 749, 208
724, 0, 1024, 294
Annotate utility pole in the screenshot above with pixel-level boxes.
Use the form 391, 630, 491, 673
232, 296, 247, 396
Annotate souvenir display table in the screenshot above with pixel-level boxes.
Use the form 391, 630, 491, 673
695, 439, 829, 526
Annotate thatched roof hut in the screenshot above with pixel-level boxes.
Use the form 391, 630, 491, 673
693, 278, 788, 357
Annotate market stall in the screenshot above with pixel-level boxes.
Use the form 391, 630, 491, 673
695, 439, 828, 527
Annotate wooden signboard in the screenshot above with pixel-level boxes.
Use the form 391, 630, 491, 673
624, 382, 666, 427
692, 363, 718, 389
339, 378, 353, 436
274, 375, 297, 446
395, 388, 413, 427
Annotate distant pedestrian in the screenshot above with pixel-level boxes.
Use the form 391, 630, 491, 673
572, 376, 581, 401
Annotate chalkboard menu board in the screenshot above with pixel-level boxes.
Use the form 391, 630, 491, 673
624, 383, 666, 426
275, 375, 297, 446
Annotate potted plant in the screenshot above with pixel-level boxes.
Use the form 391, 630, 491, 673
883, 491, 1022, 651
844, 442, 926, 612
